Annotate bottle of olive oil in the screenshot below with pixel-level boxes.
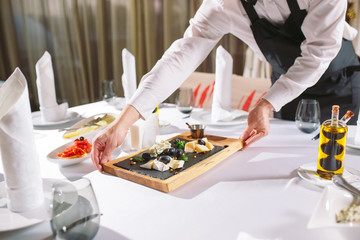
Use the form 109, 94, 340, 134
316, 105, 348, 179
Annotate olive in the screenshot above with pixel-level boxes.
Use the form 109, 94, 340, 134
158, 155, 172, 163
142, 152, 154, 161
176, 148, 184, 157
167, 147, 176, 156
197, 139, 206, 145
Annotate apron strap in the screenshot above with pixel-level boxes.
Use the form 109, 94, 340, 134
286, 0, 301, 12
346, 65, 360, 75
240, 0, 259, 23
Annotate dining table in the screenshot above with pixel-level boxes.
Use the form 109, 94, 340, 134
1, 99, 360, 240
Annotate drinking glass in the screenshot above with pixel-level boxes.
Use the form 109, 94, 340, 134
102, 80, 116, 102
295, 99, 321, 134
175, 88, 194, 115
50, 178, 100, 240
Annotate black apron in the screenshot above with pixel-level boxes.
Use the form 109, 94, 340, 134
240, 0, 360, 124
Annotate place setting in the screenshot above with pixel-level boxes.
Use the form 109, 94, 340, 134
0, 68, 102, 239
187, 46, 249, 127
293, 103, 360, 236
31, 51, 82, 129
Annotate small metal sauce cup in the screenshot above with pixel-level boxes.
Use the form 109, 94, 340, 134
187, 124, 206, 138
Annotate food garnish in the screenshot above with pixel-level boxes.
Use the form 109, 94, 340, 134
57, 136, 92, 159
135, 138, 215, 172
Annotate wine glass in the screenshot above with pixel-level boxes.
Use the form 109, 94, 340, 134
50, 178, 100, 240
175, 88, 194, 115
295, 99, 321, 134
102, 79, 116, 102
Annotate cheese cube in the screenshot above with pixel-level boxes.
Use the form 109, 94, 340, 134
167, 159, 185, 169
195, 144, 210, 153
206, 141, 214, 150
152, 160, 170, 172
185, 141, 196, 153
140, 160, 154, 169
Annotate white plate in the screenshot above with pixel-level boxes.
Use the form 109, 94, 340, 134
47, 140, 91, 167
62, 113, 117, 140
159, 120, 171, 129
347, 137, 360, 150
0, 178, 56, 232
308, 185, 360, 235
32, 111, 80, 127
297, 162, 360, 187
191, 110, 248, 126
47, 139, 123, 167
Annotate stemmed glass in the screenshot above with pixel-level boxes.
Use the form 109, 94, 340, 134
295, 99, 321, 134
175, 88, 194, 116
102, 80, 116, 102
50, 178, 100, 240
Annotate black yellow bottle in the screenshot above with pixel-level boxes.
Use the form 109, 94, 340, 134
316, 105, 348, 180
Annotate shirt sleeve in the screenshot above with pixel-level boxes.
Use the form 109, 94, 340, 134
129, 0, 230, 119
263, 0, 348, 112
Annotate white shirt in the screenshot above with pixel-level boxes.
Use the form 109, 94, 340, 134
129, 0, 358, 118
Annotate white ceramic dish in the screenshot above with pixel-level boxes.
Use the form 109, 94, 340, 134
32, 111, 80, 127
0, 178, 56, 232
297, 162, 360, 187
47, 140, 91, 167
47, 139, 123, 167
347, 137, 360, 150
62, 113, 117, 140
191, 110, 248, 126
159, 120, 171, 129
308, 185, 360, 238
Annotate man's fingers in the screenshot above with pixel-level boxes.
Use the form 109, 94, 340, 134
243, 131, 265, 148
91, 146, 103, 172
100, 144, 115, 165
241, 127, 255, 140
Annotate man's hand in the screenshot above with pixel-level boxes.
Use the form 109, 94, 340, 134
91, 123, 127, 172
91, 105, 141, 172
241, 99, 274, 148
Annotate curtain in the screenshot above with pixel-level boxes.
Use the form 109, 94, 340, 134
0, 0, 247, 111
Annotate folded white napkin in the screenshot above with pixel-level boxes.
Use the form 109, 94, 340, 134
36, 51, 68, 122
211, 46, 247, 122
130, 113, 159, 150
0, 68, 44, 212
122, 48, 137, 103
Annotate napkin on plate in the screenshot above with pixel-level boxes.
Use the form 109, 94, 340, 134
122, 48, 137, 103
36, 51, 68, 122
130, 113, 159, 150
211, 46, 247, 122
0, 68, 44, 212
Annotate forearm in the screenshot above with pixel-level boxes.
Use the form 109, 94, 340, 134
111, 104, 142, 132
129, 0, 229, 119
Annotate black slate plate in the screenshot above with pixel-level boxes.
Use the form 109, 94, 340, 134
113, 138, 225, 180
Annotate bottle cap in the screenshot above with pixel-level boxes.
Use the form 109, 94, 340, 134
332, 105, 339, 114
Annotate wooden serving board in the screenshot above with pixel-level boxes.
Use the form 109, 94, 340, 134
103, 132, 243, 192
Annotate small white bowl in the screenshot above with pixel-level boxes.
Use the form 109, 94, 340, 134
308, 184, 360, 239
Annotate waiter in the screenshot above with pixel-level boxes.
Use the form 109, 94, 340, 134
91, 0, 360, 172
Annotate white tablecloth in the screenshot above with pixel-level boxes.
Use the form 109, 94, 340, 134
1, 100, 360, 240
